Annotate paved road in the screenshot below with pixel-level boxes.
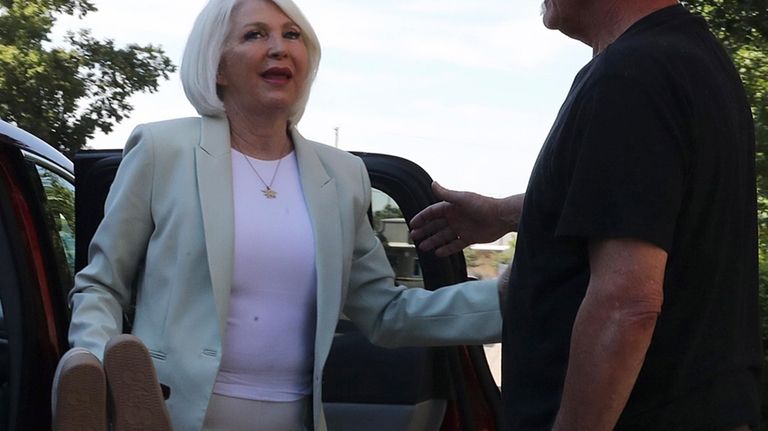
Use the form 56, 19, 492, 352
483, 343, 502, 388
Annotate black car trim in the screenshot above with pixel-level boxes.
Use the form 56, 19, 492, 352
21, 151, 74, 183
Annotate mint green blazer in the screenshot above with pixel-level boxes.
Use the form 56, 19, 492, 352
68, 115, 501, 431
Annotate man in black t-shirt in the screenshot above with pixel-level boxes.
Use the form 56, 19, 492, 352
410, 0, 760, 430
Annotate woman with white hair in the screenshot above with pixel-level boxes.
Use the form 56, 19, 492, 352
52, 0, 502, 430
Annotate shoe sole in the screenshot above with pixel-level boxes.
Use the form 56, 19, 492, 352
103, 335, 172, 431
52, 349, 107, 431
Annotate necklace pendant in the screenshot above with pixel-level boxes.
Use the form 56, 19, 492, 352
262, 187, 277, 199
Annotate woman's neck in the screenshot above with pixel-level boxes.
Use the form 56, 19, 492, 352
226, 106, 294, 160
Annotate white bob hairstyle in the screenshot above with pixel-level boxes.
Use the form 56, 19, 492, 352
180, 0, 321, 126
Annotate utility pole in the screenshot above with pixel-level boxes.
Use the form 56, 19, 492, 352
334, 126, 339, 148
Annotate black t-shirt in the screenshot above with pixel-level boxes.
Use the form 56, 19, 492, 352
502, 5, 760, 430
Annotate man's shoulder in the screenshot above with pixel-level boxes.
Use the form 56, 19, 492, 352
597, 10, 714, 79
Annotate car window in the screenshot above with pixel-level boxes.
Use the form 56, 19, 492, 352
463, 234, 516, 389
371, 188, 423, 289
29, 163, 75, 295
372, 186, 509, 388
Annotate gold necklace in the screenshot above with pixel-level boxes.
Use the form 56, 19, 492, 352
237, 147, 283, 199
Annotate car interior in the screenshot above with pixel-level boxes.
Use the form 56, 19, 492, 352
0, 140, 499, 430
74, 150, 478, 431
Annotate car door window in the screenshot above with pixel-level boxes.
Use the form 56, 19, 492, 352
463, 234, 516, 389
374, 185, 507, 391
371, 188, 423, 288
29, 163, 75, 295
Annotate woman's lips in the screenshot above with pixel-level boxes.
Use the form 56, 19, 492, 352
261, 67, 293, 84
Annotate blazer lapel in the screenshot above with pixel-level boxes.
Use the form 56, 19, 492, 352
196, 115, 235, 338
292, 129, 343, 360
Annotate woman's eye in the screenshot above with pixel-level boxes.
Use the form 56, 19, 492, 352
245, 30, 264, 40
284, 30, 301, 40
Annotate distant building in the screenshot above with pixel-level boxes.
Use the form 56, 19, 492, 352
376, 218, 516, 283
377, 218, 422, 287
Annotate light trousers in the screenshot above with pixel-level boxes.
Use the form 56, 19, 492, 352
201, 393, 309, 431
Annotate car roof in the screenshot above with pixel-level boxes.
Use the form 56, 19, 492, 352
0, 118, 73, 175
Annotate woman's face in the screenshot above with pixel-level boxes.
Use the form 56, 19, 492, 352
217, 0, 309, 117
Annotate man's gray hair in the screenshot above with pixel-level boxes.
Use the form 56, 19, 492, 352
180, 0, 321, 125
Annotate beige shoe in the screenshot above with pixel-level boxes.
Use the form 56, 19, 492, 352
51, 347, 108, 431
103, 334, 172, 431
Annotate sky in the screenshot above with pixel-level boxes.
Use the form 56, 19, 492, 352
52, 0, 592, 198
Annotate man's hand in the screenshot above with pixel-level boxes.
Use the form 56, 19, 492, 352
409, 182, 523, 257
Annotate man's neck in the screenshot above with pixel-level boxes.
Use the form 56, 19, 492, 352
587, 0, 678, 56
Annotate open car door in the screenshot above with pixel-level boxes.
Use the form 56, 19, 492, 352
0, 122, 74, 430
74, 149, 501, 431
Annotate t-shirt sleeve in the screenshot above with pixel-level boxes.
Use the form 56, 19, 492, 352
555, 75, 686, 252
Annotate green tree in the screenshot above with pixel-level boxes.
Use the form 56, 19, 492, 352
681, 2, 768, 221
684, 0, 768, 195
462, 247, 479, 268
0, 0, 175, 158
494, 233, 517, 266
373, 203, 404, 231
685, 0, 768, 421
685, 0, 768, 307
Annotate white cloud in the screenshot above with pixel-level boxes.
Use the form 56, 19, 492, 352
52, 0, 206, 54
302, 0, 575, 71
53, 0, 591, 196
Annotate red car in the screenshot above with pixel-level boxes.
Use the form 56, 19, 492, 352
0, 118, 500, 430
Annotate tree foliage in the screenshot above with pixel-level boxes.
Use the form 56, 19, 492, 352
684, 0, 768, 420
0, 0, 175, 157
684, 0, 768, 238
373, 203, 404, 231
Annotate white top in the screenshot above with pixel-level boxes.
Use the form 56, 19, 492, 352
214, 149, 317, 402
